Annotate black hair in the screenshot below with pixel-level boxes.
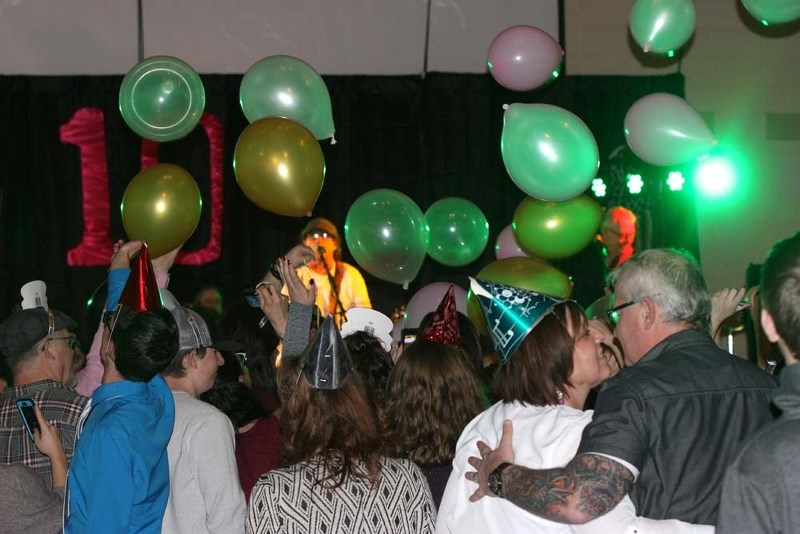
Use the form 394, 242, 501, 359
111, 306, 179, 382
221, 301, 280, 394
343, 330, 394, 409
200, 350, 266, 427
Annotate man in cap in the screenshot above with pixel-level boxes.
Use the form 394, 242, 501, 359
0, 301, 88, 482
161, 293, 247, 534
289, 217, 371, 326
65, 240, 178, 532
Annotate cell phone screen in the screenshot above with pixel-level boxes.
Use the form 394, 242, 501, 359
401, 329, 418, 347
16, 399, 39, 442
244, 294, 260, 308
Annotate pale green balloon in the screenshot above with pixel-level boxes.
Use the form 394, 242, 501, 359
624, 93, 716, 166
629, 0, 697, 55
742, 0, 800, 25
425, 197, 489, 267
240, 55, 334, 140
344, 189, 428, 286
501, 103, 599, 202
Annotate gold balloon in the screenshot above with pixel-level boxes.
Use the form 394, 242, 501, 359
467, 257, 572, 336
121, 163, 202, 257
233, 117, 325, 217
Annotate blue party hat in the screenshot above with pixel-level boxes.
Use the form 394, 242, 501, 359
469, 277, 564, 364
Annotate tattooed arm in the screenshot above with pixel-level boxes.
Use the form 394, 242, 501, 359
466, 420, 634, 525
501, 453, 634, 524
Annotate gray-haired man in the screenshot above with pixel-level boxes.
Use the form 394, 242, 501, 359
469, 248, 775, 526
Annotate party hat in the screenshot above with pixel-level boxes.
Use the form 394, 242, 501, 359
469, 277, 563, 364
119, 244, 162, 312
300, 315, 352, 390
419, 285, 462, 346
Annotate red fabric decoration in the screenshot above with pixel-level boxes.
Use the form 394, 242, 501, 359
419, 285, 462, 346
176, 113, 224, 265
119, 244, 162, 312
62, 108, 113, 266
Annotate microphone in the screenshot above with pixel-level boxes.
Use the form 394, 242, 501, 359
317, 246, 326, 254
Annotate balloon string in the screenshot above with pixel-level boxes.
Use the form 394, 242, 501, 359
137, 0, 144, 62
421, 0, 432, 78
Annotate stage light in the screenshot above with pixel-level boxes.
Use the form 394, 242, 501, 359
695, 155, 735, 197
626, 173, 643, 195
667, 171, 685, 191
591, 178, 607, 197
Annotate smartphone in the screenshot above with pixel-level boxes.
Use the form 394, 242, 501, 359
244, 293, 260, 308
16, 398, 39, 442
401, 328, 418, 346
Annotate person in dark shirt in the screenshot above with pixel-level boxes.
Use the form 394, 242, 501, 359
467, 248, 776, 526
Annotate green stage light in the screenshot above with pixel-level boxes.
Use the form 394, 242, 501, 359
667, 171, 685, 191
591, 178, 607, 197
626, 173, 643, 195
695, 156, 735, 197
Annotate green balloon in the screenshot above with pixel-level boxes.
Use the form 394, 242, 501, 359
629, 0, 696, 54
344, 189, 429, 286
624, 93, 715, 166
466, 257, 572, 336
512, 195, 603, 259
119, 56, 206, 142
742, 0, 800, 25
425, 197, 489, 267
501, 104, 599, 202
240, 55, 335, 140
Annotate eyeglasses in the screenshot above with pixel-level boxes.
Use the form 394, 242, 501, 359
606, 299, 640, 325
49, 334, 79, 351
235, 352, 248, 366
306, 231, 330, 240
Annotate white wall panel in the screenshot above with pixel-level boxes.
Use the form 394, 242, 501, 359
0, 0, 559, 75
0, 0, 137, 74
427, 0, 559, 73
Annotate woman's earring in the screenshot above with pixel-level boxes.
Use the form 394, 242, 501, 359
556, 389, 565, 405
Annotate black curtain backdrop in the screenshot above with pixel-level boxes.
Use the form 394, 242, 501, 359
0, 72, 696, 343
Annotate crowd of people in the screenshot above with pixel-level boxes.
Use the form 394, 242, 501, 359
0, 216, 798, 534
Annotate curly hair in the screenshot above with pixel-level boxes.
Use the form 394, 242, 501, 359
494, 300, 585, 406
382, 338, 484, 465
277, 357, 384, 489
343, 331, 394, 410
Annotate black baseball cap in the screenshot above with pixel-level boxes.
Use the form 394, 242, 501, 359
0, 308, 77, 358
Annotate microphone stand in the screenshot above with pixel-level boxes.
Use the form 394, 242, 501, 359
318, 248, 346, 325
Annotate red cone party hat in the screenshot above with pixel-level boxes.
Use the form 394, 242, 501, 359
119, 243, 162, 312
419, 285, 462, 346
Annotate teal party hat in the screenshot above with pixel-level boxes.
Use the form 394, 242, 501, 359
469, 277, 563, 364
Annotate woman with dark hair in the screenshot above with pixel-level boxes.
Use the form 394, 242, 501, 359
436, 279, 709, 534
199, 350, 282, 502
343, 330, 394, 410
383, 286, 486, 508
220, 301, 282, 414
247, 318, 436, 533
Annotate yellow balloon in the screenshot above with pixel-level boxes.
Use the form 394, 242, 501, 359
233, 117, 325, 217
121, 164, 202, 257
